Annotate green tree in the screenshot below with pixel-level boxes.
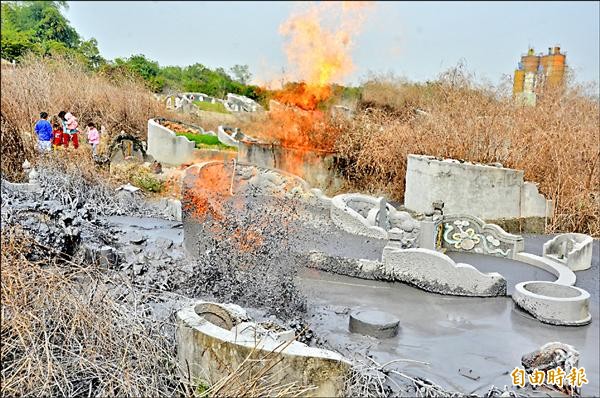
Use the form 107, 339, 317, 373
230, 64, 252, 85
115, 54, 164, 92
34, 5, 79, 47
0, 0, 101, 68
78, 38, 104, 69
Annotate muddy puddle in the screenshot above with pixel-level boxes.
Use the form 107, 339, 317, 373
299, 236, 600, 396
107, 214, 599, 396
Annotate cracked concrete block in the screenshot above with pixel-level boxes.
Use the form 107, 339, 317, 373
176, 301, 351, 397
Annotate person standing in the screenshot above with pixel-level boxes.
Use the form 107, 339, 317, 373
34, 112, 53, 152
58, 110, 79, 149
85, 122, 100, 155
51, 117, 64, 150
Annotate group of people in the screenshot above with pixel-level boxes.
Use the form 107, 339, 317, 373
34, 111, 100, 154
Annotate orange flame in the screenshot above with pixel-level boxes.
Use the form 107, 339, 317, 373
245, 2, 372, 155
280, 1, 371, 87
277, 1, 373, 108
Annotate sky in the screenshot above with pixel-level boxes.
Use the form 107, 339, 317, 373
64, 1, 600, 88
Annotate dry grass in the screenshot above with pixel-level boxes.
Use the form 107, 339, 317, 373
1, 54, 163, 138
0, 226, 314, 397
0, 54, 173, 181
336, 68, 600, 236
0, 227, 183, 397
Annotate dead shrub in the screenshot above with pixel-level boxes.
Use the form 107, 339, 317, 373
0, 227, 183, 396
337, 67, 600, 236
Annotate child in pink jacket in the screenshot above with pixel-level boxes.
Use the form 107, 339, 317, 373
59, 111, 79, 149
86, 122, 100, 155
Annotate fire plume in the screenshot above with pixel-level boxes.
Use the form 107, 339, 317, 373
247, 2, 372, 151
279, 1, 371, 92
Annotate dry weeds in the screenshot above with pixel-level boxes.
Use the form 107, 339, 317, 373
197, 338, 315, 398
1, 54, 168, 181
337, 68, 600, 235
0, 227, 183, 397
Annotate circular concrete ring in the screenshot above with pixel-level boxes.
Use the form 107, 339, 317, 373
349, 310, 400, 338
194, 303, 235, 330
512, 281, 591, 326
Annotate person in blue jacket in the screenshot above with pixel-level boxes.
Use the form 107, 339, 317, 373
34, 112, 53, 152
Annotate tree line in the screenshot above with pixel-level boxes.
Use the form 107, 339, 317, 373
1, 1, 265, 101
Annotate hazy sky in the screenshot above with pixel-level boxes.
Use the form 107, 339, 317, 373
64, 1, 600, 87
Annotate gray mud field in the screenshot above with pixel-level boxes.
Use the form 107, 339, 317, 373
298, 237, 600, 396
179, 190, 600, 396
5, 171, 597, 397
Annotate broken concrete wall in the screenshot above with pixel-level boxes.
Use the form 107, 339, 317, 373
404, 155, 553, 226
237, 140, 344, 194
176, 302, 351, 397
147, 119, 195, 166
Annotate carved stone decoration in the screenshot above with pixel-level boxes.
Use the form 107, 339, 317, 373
441, 214, 524, 259
330, 193, 420, 244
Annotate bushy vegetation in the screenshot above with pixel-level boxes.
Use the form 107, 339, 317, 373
1, 1, 268, 102
1, 1, 103, 69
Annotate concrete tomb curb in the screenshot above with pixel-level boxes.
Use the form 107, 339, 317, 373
513, 281, 591, 326
176, 301, 351, 397
147, 119, 195, 166
383, 247, 507, 297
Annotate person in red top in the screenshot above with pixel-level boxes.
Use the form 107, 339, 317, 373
51, 117, 63, 150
